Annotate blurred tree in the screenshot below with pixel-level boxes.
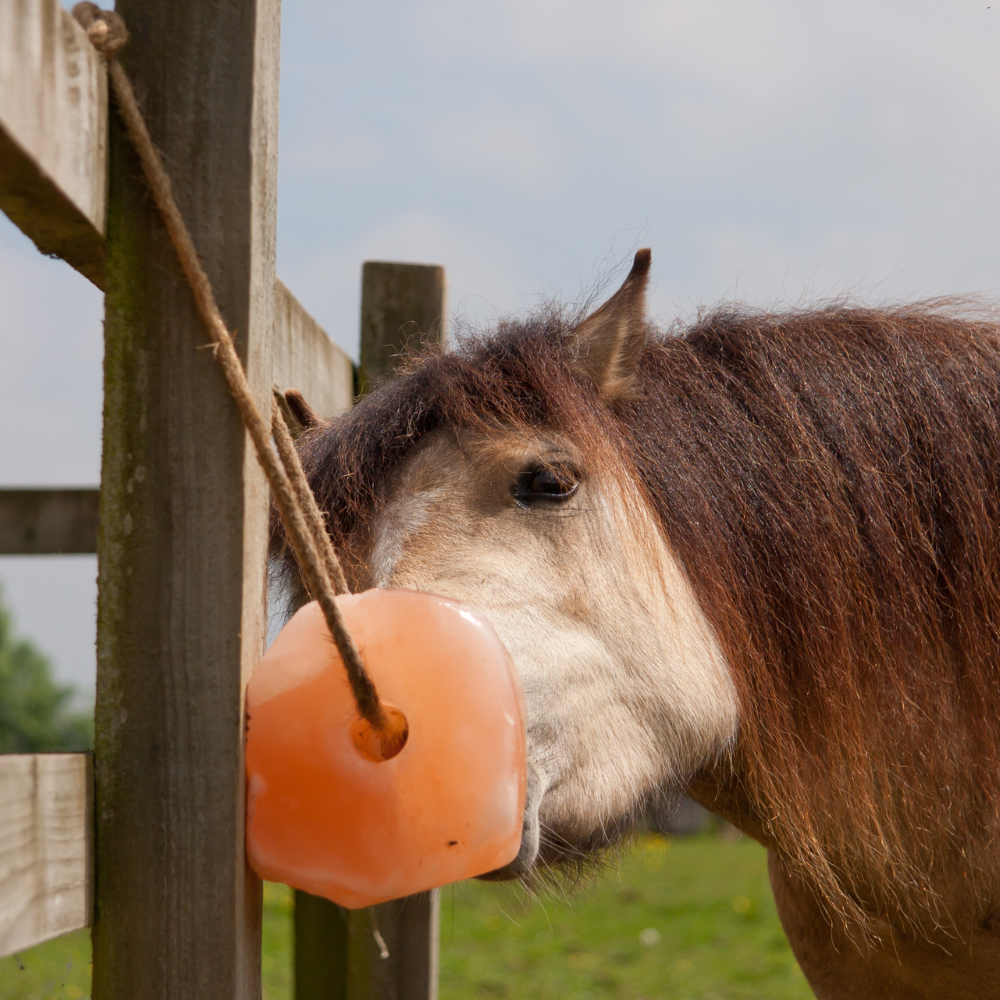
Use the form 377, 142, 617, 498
0, 587, 93, 752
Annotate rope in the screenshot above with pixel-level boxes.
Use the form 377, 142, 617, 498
73, 3, 388, 733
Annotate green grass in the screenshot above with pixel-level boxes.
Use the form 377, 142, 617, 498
0, 929, 91, 1000
262, 881, 295, 1000
439, 833, 811, 1000
0, 835, 812, 1000
0, 884, 293, 1000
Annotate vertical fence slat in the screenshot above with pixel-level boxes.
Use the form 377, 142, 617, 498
347, 891, 440, 1000
294, 260, 446, 1000
358, 262, 448, 395
92, 0, 281, 997
355, 261, 446, 1000
295, 890, 350, 1000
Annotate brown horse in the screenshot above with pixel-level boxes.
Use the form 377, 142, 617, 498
281, 250, 1000, 999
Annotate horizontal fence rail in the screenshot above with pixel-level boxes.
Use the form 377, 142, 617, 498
0, 754, 92, 959
0, 489, 101, 554
0, 0, 108, 287
273, 280, 355, 419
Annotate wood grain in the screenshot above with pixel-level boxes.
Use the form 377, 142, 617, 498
0, 0, 107, 287
356, 263, 447, 1000
0, 754, 92, 960
274, 280, 355, 420
0, 489, 100, 554
295, 890, 349, 1000
92, 0, 280, 997
347, 891, 440, 1000
296, 260, 447, 1000
358, 262, 447, 395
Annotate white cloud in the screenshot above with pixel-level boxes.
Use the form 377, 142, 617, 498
417, 0, 1000, 193
431, 109, 559, 189
0, 218, 103, 486
10, 0, 1000, 692
281, 208, 529, 360
0, 556, 97, 693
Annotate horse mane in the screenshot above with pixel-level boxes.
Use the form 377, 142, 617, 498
295, 301, 1000, 933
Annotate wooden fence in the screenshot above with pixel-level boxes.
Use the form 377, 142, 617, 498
0, 1, 446, 996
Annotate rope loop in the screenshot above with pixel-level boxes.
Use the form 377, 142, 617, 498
73, 4, 388, 733
72, 3, 128, 61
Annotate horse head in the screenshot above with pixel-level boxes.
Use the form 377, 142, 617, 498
288, 250, 737, 880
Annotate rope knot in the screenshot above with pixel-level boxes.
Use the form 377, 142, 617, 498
72, 3, 129, 61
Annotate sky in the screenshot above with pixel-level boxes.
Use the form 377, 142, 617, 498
2, 0, 1000, 698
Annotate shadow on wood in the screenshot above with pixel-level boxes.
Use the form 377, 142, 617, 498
348, 891, 439, 1000
295, 890, 349, 1000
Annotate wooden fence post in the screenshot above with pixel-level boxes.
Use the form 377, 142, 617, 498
294, 261, 447, 1000
358, 262, 448, 395
295, 890, 351, 1000
91, 0, 280, 997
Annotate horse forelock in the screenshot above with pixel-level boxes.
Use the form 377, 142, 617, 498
297, 306, 613, 547
291, 299, 1000, 933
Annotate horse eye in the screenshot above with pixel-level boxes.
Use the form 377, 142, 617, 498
513, 467, 579, 504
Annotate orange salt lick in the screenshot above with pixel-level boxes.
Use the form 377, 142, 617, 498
246, 589, 527, 908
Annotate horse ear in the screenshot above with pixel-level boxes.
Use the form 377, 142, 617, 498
275, 388, 329, 439
572, 248, 651, 400
284, 389, 326, 431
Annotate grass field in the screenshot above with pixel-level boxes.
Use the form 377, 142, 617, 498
0, 834, 812, 1000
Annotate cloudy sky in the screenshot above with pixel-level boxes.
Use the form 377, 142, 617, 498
2, 0, 999, 698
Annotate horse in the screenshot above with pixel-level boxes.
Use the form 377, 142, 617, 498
279, 250, 1000, 999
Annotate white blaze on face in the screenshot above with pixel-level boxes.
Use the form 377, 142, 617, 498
366, 426, 738, 869
368, 484, 444, 588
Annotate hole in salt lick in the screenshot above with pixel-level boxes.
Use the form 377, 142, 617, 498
351, 703, 409, 762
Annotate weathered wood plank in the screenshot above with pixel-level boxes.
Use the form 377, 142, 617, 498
295, 890, 349, 1000
354, 263, 447, 1000
0, 488, 99, 554
0, 754, 92, 960
274, 280, 355, 419
347, 891, 440, 1000
296, 260, 447, 1000
92, 0, 281, 997
358, 262, 447, 396
0, 0, 107, 287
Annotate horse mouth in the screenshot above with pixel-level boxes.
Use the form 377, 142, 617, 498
477, 835, 537, 881
476, 766, 633, 883
477, 763, 546, 881
479, 814, 632, 883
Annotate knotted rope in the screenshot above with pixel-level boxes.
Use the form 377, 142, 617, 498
73, 3, 390, 736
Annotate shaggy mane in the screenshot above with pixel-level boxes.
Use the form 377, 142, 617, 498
294, 302, 1000, 932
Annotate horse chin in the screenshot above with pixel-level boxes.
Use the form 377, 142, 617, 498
480, 814, 633, 886
476, 766, 634, 885
476, 820, 540, 881
476, 762, 546, 882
